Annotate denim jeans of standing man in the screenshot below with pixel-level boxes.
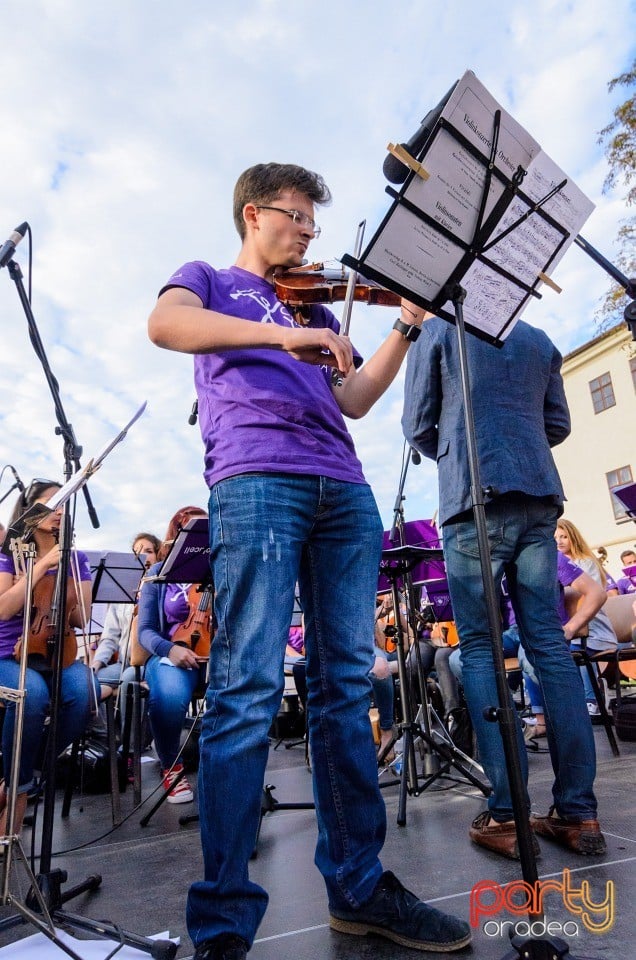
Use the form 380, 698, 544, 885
442, 493, 597, 823
186, 473, 386, 949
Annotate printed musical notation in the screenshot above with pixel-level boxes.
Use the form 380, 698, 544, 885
358, 70, 594, 342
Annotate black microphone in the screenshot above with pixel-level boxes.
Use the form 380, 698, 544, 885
8, 466, 25, 493
188, 400, 199, 426
410, 448, 421, 465
382, 82, 458, 184
0, 222, 28, 269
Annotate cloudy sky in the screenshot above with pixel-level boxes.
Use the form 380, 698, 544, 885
0, 0, 634, 552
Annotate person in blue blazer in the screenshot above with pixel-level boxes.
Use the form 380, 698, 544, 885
402, 316, 606, 860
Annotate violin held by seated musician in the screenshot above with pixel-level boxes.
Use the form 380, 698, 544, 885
171, 582, 215, 661
0, 479, 98, 835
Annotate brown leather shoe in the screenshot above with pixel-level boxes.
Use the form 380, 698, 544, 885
469, 810, 540, 860
530, 807, 607, 855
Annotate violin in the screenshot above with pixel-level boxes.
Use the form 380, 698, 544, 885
273, 263, 400, 323
429, 621, 459, 648
171, 583, 214, 661
15, 571, 79, 669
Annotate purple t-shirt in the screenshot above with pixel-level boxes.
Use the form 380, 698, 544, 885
499, 559, 581, 630
617, 565, 636, 595
160, 262, 365, 488
0, 550, 92, 659
165, 583, 191, 636
557, 551, 583, 624
288, 626, 304, 653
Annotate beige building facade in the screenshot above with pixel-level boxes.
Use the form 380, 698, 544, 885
552, 321, 636, 578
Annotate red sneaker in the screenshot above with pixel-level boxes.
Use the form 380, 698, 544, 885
162, 764, 194, 804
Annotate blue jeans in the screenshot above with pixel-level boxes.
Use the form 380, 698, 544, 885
416, 641, 460, 714
95, 662, 137, 732
451, 625, 544, 712
443, 495, 597, 822
187, 474, 386, 948
370, 673, 394, 730
0, 657, 97, 791
144, 656, 206, 769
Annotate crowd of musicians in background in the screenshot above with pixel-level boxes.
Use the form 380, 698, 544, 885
1, 485, 635, 828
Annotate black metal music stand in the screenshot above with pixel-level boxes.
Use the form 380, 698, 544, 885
87, 549, 144, 679
613, 481, 636, 522
88, 550, 145, 605
378, 543, 489, 826
0, 249, 174, 960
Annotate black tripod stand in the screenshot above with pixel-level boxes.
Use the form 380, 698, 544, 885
378, 542, 489, 826
444, 282, 572, 960
0, 247, 175, 960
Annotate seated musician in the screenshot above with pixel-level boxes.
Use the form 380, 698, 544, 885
92, 531, 161, 733
373, 593, 404, 759
0, 479, 97, 834
616, 549, 636, 596
137, 506, 210, 804
555, 519, 619, 715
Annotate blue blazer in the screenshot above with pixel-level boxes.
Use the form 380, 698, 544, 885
402, 318, 571, 526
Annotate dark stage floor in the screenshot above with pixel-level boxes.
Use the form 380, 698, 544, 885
1, 722, 635, 960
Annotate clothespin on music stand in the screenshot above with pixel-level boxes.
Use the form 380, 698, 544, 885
537, 271, 562, 293
386, 143, 430, 181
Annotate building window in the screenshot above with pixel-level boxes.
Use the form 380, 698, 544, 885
630, 355, 636, 392
607, 465, 634, 521
589, 372, 615, 413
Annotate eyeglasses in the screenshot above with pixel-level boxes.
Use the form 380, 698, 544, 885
255, 205, 321, 238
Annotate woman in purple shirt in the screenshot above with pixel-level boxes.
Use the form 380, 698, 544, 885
137, 506, 209, 804
0, 480, 96, 833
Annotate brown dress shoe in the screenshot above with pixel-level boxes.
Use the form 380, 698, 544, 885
469, 810, 540, 860
530, 807, 607, 855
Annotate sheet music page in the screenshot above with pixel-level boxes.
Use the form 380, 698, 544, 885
363, 70, 542, 314
483, 195, 566, 286
440, 261, 529, 340
358, 69, 594, 339
523, 151, 595, 235
440, 70, 540, 175
403, 126, 504, 243
363, 204, 466, 300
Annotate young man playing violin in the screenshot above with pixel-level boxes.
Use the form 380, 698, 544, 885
148, 162, 471, 960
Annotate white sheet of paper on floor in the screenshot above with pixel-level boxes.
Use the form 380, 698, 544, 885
0, 928, 179, 960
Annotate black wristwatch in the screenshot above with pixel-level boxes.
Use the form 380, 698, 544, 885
393, 318, 421, 342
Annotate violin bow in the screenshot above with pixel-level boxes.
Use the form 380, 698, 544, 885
332, 220, 365, 386
339, 219, 366, 339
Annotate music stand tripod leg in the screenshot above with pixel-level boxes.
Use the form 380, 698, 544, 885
441, 283, 582, 960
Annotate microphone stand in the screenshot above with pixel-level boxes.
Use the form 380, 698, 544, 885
0, 254, 175, 960
0, 481, 22, 507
